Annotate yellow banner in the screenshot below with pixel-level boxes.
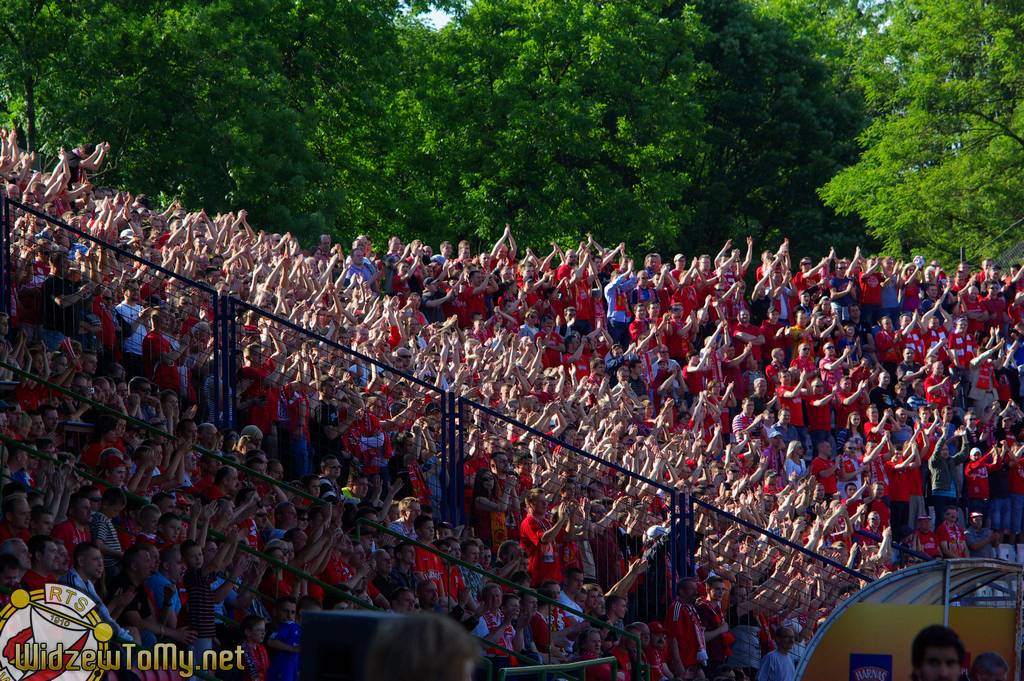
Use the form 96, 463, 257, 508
800, 603, 1016, 681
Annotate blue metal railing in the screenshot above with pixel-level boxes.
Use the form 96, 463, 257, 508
2, 198, 226, 426
0, 195, 868, 601
458, 395, 690, 589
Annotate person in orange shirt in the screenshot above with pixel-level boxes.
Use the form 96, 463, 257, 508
412, 515, 447, 598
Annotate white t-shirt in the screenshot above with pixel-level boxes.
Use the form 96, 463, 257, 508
757, 650, 796, 681
114, 302, 147, 355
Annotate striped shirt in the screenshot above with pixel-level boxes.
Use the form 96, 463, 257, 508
89, 511, 122, 571
184, 567, 218, 637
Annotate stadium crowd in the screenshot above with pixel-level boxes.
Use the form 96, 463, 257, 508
1, 128, 1024, 681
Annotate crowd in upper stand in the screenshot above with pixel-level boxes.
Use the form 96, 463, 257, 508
1, 129, 1022, 681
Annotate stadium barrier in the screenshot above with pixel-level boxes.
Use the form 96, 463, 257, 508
457, 395, 687, 623
0, 196, 873, 620
498, 656, 619, 681
2, 198, 227, 427
355, 517, 649, 679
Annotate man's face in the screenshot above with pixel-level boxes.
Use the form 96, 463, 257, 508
915, 645, 963, 681
163, 550, 185, 580
418, 582, 439, 607
775, 628, 795, 653
278, 602, 298, 622
502, 597, 521, 621
7, 499, 30, 530
0, 566, 23, 590
680, 581, 699, 603
943, 509, 958, 525
39, 542, 60, 573
416, 521, 435, 542
71, 498, 92, 525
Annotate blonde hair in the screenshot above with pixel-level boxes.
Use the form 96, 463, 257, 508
366, 614, 478, 681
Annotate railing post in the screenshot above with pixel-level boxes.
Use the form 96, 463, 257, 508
686, 491, 696, 577
454, 394, 466, 526
210, 291, 221, 428
225, 297, 237, 429
668, 490, 678, 587
0, 196, 9, 317
439, 390, 449, 521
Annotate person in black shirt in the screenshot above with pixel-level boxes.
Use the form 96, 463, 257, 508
109, 544, 196, 646
418, 278, 453, 325
869, 371, 897, 412
40, 252, 93, 350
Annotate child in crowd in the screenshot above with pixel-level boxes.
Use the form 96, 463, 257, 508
266, 597, 301, 681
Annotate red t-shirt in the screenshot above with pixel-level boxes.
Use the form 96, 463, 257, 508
935, 522, 967, 558
914, 530, 941, 558
51, 520, 91, 558
519, 513, 565, 586
664, 599, 704, 668
859, 272, 883, 305
21, 570, 54, 591
923, 375, 951, 408
1009, 459, 1024, 495
775, 385, 806, 427
810, 456, 838, 495
805, 391, 832, 432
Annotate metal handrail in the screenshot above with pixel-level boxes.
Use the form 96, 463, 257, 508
5, 198, 218, 295
354, 518, 648, 665
498, 655, 618, 681
853, 529, 933, 563
692, 497, 873, 582
0, 359, 322, 506
0, 195, 869, 598
458, 396, 676, 494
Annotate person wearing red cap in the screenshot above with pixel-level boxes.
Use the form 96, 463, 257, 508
643, 621, 674, 681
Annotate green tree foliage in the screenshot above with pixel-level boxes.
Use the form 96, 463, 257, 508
820, 0, 1024, 261
385, 0, 706, 251
0, 0, 874, 257
686, 0, 868, 256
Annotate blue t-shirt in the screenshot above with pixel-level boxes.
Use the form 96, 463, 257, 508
147, 572, 182, 614
268, 621, 301, 681
830, 276, 853, 306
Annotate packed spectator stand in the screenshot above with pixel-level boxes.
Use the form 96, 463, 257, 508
0, 128, 1022, 681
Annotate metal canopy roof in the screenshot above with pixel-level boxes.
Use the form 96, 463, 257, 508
796, 559, 1023, 680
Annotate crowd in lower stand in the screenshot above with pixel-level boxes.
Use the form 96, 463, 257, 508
1, 128, 1023, 681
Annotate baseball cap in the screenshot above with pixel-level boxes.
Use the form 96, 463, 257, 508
101, 454, 127, 470
969, 511, 983, 519
648, 622, 665, 635
767, 427, 783, 439
970, 447, 983, 457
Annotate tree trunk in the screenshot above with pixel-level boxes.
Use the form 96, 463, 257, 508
24, 74, 36, 158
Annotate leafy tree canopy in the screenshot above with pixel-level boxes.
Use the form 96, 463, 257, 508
820, 0, 1024, 261
0, 0, 934, 260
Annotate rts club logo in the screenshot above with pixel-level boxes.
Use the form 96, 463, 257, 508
0, 584, 113, 681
